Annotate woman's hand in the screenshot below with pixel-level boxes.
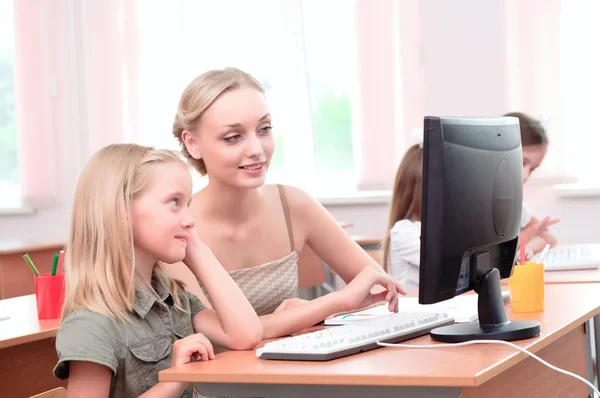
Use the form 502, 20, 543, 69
170, 333, 215, 367
337, 267, 406, 313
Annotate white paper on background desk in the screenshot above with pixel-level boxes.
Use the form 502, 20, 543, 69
324, 291, 510, 325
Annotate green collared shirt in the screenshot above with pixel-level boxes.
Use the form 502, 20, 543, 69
54, 282, 205, 398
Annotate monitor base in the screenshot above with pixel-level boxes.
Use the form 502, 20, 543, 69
430, 320, 541, 343
430, 259, 541, 343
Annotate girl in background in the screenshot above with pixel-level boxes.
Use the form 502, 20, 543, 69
54, 144, 262, 398
381, 138, 423, 292
505, 112, 559, 257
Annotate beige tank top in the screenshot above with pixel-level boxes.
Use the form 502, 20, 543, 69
196, 185, 297, 398
202, 185, 299, 316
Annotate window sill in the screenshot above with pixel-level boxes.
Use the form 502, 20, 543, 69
554, 183, 600, 198
317, 190, 391, 206
526, 172, 577, 187
0, 205, 36, 216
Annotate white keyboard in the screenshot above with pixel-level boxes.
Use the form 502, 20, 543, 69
256, 311, 454, 361
532, 244, 600, 271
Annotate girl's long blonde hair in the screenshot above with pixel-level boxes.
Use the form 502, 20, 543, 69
172, 67, 265, 176
381, 144, 423, 270
61, 144, 188, 322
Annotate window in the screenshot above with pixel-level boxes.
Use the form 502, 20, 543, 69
560, 2, 600, 185
136, 0, 359, 194
0, 0, 18, 208
302, 0, 358, 191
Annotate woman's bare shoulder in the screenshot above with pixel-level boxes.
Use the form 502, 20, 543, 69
275, 184, 317, 214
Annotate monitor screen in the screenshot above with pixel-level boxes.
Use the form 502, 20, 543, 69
419, 116, 540, 342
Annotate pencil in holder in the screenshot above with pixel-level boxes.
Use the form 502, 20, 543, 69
34, 273, 65, 319
508, 261, 545, 313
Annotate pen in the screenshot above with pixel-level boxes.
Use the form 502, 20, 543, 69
51, 253, 59, 276
57, 250, 65, 274
519, 236, 527, 265
538, 244, 551, 264
23, 253, 40, 276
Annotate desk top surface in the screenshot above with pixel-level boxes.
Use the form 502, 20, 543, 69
544, 268, 600, 284
160, 283, 600, 388
0, 294, 59, 349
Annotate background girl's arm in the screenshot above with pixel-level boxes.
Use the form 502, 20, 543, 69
187, 239, 263, 350
526, 236, 548, 256
522, 216, 559, 255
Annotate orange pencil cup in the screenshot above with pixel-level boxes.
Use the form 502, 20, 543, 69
509, 261, 545, 312
34, 273, 65, 319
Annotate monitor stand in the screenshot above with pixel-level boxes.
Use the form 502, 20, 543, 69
430, 256, 541, 343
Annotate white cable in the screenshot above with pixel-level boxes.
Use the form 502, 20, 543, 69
377, 339, 600, 396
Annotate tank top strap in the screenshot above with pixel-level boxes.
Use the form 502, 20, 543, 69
276, 184, 295, 252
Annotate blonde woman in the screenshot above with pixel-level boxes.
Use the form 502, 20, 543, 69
53, 144, 262, 398
172, 67, 406, 340
381, 142, 423, 292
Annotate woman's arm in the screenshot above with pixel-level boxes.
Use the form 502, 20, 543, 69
186, 237, 263, 350
284, 185, 390, 283
259, 266, 401, 339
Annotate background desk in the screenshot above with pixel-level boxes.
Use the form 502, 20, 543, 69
0, 240, 64, 299
160, 283, 599, 398
0, 295, 64, 398
544, 268, 600, 284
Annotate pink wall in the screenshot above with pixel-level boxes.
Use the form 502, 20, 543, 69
354, 0, 400, 190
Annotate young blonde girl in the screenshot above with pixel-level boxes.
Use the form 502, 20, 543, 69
381, 143, 423, 292
53, 144, 262, 398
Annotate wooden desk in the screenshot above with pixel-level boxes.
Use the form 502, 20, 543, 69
160, 283, 598, 397
544, 269, 600, 284
542, 266, 600, 390
0, 240, 64, 299
0, 294, 64, 398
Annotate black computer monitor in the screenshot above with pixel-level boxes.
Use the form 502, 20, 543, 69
419, 116, 541, 343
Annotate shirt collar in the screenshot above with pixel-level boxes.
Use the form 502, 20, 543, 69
132, 279, 172, 319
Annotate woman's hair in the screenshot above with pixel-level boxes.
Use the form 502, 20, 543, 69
173, 67, 265, 175
504, 112, 548, 147
61, 143, 188, 322
381, 144, 423, 270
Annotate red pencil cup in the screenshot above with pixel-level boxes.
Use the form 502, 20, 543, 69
34, 273, 65, 319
